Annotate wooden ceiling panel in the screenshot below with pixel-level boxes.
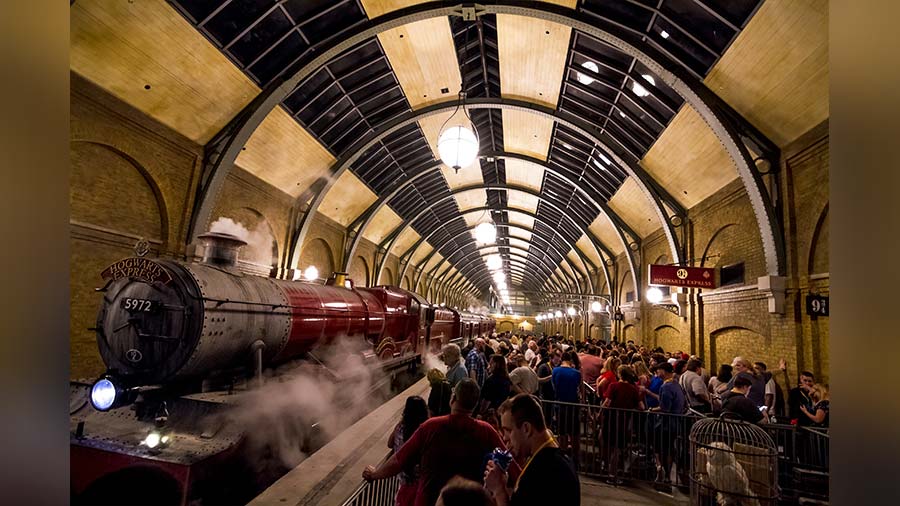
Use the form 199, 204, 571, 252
70, 0, 257, 143
608, 178, 661, 239
392, 227, 422, 255
566, 250, 586, 275
454, 189, 489, 213
410, 242, 434, 265
376, 17, 461, 110
362, 205, 404, 244
361, 0, 426, 19
318, 171, 378, 226
508, 237, 531, 252
441, 164, 486, 190
423, 251, 445, 272
576, 233, 603, 267
641, 106, 738, 208
508, 210, 536, 231
588, 214, 625, 255
498, 13, 573, 107
507, 190, 540, 214
501, 110, 554, 160
704, 0, 828, 147
236, 108, 336, 197
504, 158, 545, 192
509, 228, 533, 243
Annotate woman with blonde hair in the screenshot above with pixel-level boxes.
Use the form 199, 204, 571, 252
800, 384, 830, 427
596, 356, 621, 399
632, 359, 652, 390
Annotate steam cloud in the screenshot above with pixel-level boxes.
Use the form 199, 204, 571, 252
227, 336, 391, 476
209, 216, 276, 267
422, 350, 446, 374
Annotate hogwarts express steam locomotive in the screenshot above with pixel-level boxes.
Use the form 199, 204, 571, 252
70, 232, 494, 505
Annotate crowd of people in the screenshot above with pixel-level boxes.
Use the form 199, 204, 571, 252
363, 331, 830, 505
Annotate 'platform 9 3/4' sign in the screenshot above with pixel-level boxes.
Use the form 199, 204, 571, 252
806, 294, 829, 317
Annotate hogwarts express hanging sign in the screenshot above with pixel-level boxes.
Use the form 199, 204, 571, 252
648, 264, 717, 289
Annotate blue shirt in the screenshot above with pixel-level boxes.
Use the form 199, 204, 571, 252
646, 375, 664, 408
659, 380, 686, 414
446, 362, 468, 388
551, 366, 582, 403
466, 349, 487, 387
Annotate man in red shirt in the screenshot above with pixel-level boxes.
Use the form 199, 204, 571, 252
578, 344, 604, 391
363, 379, 517, 506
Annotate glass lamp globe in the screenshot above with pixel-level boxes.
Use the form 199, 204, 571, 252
474, 222, 496, 245
486, 254, 503, 271
554, 310, 563, 318
591, 301, 602, 313
303, 265, 319, 281
492, 271, 506, 283
496, 280, 507, 291
646, 287, 664, 304
438, 125, 479, 170
567, 307, 576, 316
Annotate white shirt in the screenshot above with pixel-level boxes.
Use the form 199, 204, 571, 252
524, 348, 536, 363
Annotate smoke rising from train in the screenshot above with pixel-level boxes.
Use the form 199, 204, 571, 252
209, 216, 276, 267
228, 336, 388, 472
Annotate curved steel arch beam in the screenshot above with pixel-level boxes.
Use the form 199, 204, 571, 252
343, 148, 632, 272
424, 220, 593, 294
395, 203, 611, 300
195, 1, 781, 276
436, 241, 579, 296
388, 187, 611, 296
462, 265, 561, 302
434, 226, 593, 298
292, 101, 639, 294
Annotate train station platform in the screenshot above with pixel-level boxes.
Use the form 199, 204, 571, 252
248, 379, 689, 506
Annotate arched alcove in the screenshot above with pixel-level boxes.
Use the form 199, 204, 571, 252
349, 255, 370, 287
709, 326, 769, 372
70, 141, 167, 379
299, 238, 334, 279
654, 325, 686, 353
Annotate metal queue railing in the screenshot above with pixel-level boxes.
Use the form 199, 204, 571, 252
341, 451, 402, 506
541, 397, 829, 502
340, 391, 829, 505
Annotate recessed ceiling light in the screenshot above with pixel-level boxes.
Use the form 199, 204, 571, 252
598, 152, 611, 165
642, 74, 656, 86
561, 142, 573, 150
660, 30, 669, 39
576, 61, 599, 86
592, 158, 605, 170
618, 110, 626, 118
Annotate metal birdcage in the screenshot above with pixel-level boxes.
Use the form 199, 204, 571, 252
690, 415, 778, 506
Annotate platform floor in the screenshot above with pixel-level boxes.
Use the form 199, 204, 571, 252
580, 477, 690, 505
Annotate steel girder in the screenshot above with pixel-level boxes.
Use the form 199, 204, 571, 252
398, 204, 614, 305
343, 149, 622, 280
386, 184, 611, 294
284, 100, 639, 291
193, 1, 784, 288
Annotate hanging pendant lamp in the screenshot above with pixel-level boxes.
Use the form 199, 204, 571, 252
437, 24, 479, 172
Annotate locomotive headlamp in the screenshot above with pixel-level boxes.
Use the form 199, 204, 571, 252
141, 430, 171, 451
91, 378, 118, 411
90, 375, 137, 411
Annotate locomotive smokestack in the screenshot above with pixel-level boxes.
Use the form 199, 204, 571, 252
197, 232, 248, 268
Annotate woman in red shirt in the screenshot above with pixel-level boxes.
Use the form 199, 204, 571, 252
601, 365, 645, 484
596, 357, 622, 400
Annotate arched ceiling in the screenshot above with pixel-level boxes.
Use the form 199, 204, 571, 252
70, 0, 828, 305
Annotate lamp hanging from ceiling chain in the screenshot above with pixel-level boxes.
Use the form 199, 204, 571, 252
437, 22, 479, 172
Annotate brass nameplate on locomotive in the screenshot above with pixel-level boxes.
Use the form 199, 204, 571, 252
101, 257, 172, 285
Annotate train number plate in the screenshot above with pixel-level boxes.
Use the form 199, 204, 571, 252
121, 297, 159, 313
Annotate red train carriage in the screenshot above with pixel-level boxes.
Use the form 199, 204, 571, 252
73, 232, 494, 505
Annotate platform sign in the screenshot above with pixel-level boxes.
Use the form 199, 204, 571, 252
648, 264, 717, 289
806, 294, 829, 317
